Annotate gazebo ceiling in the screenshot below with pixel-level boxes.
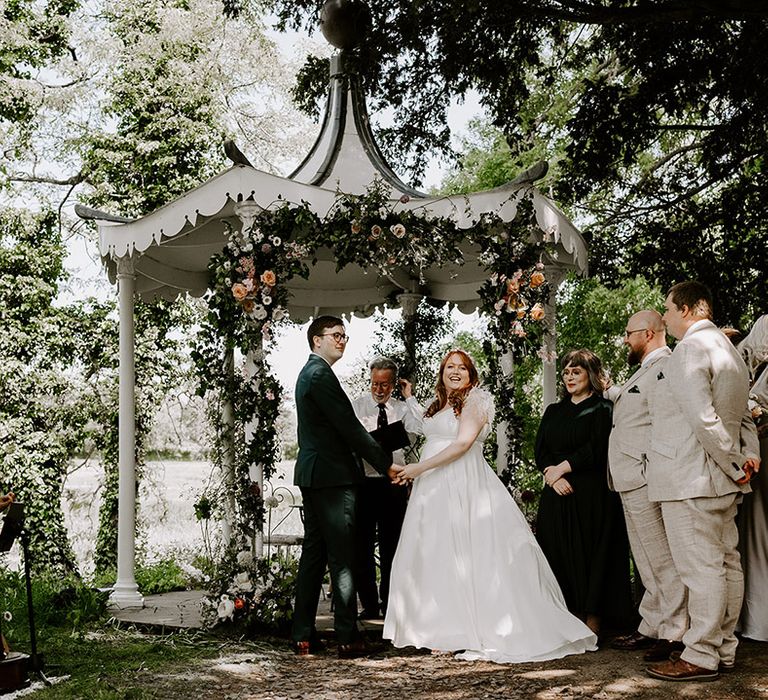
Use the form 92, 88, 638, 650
78, 23, 589, 321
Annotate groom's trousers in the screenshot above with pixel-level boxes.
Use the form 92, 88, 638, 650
292, 485, 359, 645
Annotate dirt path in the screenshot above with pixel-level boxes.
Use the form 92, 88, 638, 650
131, 638, 768, 699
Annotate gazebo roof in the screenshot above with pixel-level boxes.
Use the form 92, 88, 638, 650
79, 49, 588, 320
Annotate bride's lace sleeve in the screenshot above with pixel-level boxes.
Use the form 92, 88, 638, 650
463, 387, 495, 426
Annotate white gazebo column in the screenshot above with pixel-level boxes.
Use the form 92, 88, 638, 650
244, 345, 264, 558
110, 255, 144, 609
220, 348, 236, 548
541, 267, 566, 409
495, 351, 514, 476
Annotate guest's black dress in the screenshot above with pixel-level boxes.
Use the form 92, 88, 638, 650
535, 394, 633, 625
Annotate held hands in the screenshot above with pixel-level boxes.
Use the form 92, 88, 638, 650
388, 464, 411, 486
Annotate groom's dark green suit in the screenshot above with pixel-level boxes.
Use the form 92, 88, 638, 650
292, 353, 392, 645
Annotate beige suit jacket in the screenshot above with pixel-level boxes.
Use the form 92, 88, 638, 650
607, 348, 671, 493
647, 320, 758, 502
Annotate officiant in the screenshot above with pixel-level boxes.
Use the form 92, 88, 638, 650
352, 357, 423, 619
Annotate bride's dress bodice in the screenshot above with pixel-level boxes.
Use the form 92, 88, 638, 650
420, 387, 494, 460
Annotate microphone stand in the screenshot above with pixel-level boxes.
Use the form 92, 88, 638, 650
19, 527, 50, 686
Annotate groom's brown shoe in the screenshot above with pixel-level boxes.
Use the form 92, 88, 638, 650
646, 658, 719, 682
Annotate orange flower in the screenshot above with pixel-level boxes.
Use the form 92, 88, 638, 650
530, 271, 546, 288
507, 279, 520, 295
261, 270, 277, 286
530, 303, 545, 321
232, 283, 248, 301
234, 597, 245, 610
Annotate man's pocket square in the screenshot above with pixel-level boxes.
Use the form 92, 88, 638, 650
628, 385, 640, 394
657, 371, 665, 380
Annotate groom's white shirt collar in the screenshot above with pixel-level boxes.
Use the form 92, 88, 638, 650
310, 351, 332, 366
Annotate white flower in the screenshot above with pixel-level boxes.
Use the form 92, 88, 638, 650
236, 551, 253, 567
233, 571, 253, 593
262, 295, 273, 306
270, 562, 281, 575
272, 307, 286, 322
271, 236, 281, 246
251, 305, 267, 320
2, 611, 11, 622
217, 594, 235, 620
243, 243, 253, 252
390, 223, 406, 238
224, 278, 231, 286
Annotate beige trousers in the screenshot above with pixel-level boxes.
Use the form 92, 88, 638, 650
661, 493, 742, 670
621, 485, 687, 641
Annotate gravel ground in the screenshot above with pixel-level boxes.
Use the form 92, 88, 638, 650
126, 637, 768, 700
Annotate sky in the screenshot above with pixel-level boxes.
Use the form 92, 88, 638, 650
60, 10, 488, 392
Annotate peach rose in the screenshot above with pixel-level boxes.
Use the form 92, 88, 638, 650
232, 283, 248, 301
351, 220, 361, 234
391, 223, 406, 238
530, 271, 546, 288
530, 303, 545, 321
507, 279, 520, 295
261, 270, 276, 286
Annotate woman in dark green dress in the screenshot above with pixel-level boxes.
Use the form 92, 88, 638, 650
535, 349, 633, 636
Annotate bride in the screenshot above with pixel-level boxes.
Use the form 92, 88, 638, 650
383, 349, 597, 663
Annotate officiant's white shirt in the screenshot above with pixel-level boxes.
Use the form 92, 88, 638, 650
352, 394, 424, 476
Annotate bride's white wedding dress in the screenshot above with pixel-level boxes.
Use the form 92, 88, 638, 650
383, 387, 597, 663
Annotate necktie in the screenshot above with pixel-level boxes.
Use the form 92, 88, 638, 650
377, 402, 388, 429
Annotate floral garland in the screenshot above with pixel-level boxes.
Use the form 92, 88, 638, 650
194, 184, 554, 626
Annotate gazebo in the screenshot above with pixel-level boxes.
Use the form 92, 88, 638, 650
77, 1, 588, 609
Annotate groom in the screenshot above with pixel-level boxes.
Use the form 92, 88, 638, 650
292, 315, 403, 659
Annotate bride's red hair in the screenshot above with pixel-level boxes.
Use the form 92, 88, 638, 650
425, 349, 480, 418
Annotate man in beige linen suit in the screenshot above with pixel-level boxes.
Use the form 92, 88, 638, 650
607, 311, 687, 662
646, 281, 760, 682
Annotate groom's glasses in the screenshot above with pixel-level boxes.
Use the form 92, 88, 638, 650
320, 332, 350, 343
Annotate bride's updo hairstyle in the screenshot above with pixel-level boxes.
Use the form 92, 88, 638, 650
425, 349, 480, 418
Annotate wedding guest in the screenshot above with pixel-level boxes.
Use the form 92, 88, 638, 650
606, 312, 686, 662
645, 281, 759, 681
535, 349, 633, 636
384, 350, 596, 662
351, 357, 422, 619
737, 313, 768, 641
0, 493, 14, 510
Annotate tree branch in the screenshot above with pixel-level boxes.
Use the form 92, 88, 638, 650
10, 172, 84, 186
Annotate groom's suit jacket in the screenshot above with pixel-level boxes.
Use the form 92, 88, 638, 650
294, 354, 391, 489
647, 320, 759, 502
607, 347, 671, 493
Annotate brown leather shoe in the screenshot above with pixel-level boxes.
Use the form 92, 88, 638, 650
337, 639, 385, 659
646, 657, 719, 682
643, 639, 684, 662
611, 631, 656, 651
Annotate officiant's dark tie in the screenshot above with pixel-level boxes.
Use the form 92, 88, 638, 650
377, 403, 388, 429
377, 403, 392, 463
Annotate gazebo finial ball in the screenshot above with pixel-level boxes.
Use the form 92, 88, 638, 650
320, 0, 371, 50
